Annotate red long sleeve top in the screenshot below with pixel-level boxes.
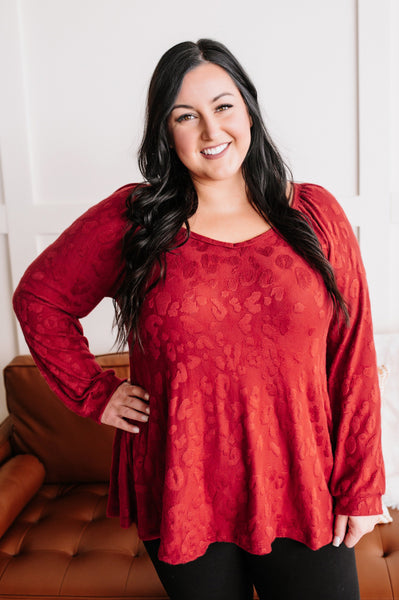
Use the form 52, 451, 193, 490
13, 182, 385, 565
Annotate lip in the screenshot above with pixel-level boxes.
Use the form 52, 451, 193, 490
200, 142, 230, 160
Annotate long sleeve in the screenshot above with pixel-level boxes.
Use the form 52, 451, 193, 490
298, 184, 385, 515
13, 184, 136, 423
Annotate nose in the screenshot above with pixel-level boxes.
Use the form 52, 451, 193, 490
200, 114, 219, 141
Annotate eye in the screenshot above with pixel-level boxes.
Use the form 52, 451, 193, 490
216, 104, 233, 112
176, 113, 196, 123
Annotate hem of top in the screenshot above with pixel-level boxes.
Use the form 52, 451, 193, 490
148, 530, 334, 565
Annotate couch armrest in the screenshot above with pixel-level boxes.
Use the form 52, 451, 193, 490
0, 454, 45, 538
0, 417, 13, 465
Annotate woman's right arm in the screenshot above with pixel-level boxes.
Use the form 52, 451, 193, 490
13, 185, 145, 424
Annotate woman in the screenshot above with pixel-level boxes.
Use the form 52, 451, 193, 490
13, 39, 384, 600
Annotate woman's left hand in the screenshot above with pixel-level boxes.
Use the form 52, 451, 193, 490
333, 514, 381, 548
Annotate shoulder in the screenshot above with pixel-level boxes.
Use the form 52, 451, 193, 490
78, 183, 139, 224
61, 183, 140, 242
293, 182, 344, 219
293, 183, 364, 275
14, 184, 142, 302
293, 182, 354, 246
36, 183, 142, 271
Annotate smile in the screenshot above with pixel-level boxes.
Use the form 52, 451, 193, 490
201, 143, 230, 156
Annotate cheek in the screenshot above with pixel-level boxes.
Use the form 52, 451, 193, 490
237, 114, 252, 142
242, 120, 252, 152
170, 128, 195, 159
225, 111, 252, 141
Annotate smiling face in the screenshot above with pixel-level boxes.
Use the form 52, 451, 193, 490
167, 62, 252, 188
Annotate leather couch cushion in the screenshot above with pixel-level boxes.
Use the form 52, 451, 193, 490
0, 482, 167, 599
4, 354, 129, 483
355, 507, 399, 599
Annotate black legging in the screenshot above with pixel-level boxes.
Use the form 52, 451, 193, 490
143, 537, 360, 600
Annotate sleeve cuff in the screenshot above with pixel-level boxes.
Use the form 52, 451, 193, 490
333, 494, 383, 516
82, 374, 126, 423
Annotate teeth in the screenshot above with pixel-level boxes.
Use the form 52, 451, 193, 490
201, 143, 229, 156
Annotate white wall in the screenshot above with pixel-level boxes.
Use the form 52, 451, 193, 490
0, 0, 398, 419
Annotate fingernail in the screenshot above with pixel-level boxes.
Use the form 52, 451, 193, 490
332, 536, 341, 547
145, 406, 150, 414
144, 393, 150, 400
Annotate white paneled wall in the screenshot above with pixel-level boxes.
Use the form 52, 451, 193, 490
0, 0, 398, 419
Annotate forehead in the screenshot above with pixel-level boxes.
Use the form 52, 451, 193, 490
174, 62, 239, 102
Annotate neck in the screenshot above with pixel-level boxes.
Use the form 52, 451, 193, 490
191, 174, 250, 216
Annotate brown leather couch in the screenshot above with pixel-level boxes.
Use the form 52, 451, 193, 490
0, 353, 398, 600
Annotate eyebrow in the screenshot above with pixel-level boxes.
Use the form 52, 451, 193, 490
171, 92, 234, 111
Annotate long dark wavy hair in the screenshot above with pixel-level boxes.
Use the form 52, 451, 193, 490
114, 39, 348, 348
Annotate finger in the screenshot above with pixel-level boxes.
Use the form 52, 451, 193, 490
119, 403, 150, 422
125, 383, 150, 402
116, 381, 149, 402
124, 396, 151, 415
343, 526, 360, 548
100, 409, 141, 434
110, 416, 141, 435
333, 514, 348, 547
343, 515, 379, 548
100, 399, 149, 427
100, 382, 150, 430
112, 385, 150, 414
343, 517, 363, 548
